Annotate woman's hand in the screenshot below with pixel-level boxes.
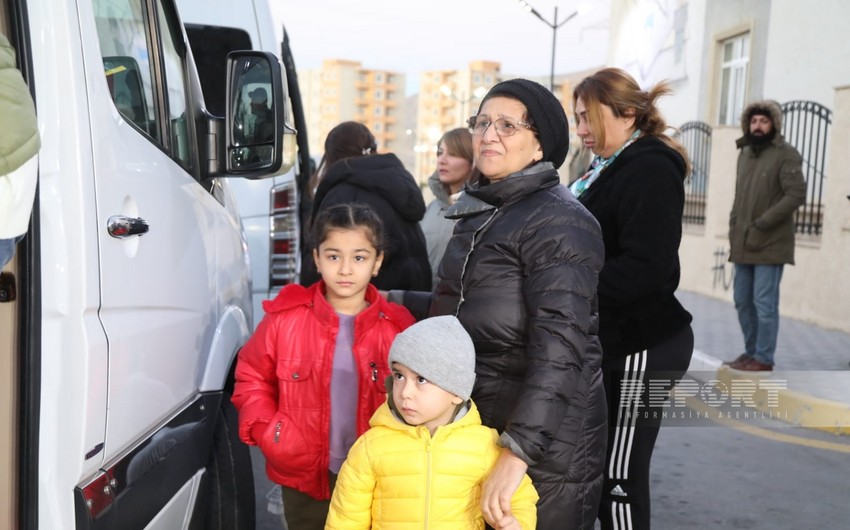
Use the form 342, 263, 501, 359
481, 448, 529, 526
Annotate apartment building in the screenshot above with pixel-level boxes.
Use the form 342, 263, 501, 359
414, 61, 501, 185
299, 59, 406, 164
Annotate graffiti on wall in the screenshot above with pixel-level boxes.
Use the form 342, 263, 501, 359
712, 247, 734, 291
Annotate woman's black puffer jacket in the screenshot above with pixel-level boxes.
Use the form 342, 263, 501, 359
432, 162, 607, 530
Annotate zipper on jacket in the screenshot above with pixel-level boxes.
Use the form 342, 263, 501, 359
273, 421, 282, 443
456, 208, 499, 316
369, 361, 378, 381
425, 434, 433, 528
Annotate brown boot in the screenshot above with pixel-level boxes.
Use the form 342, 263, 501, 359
736, 358, 774, 372
724, 353, 752, 369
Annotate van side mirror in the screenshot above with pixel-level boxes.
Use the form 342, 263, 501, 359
224, 51, 295, 178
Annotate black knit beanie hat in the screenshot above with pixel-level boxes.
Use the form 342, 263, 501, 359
477, 78, 570, 168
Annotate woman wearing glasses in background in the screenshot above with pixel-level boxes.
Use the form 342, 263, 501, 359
571, 67, 694, 530
390, 79, 607, 530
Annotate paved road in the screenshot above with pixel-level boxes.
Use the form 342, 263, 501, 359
648, 418, 850, 528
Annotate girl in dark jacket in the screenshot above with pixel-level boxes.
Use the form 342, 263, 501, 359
571, 67, 695, 530
300, 121, 431, 291
394, 79, 608, 530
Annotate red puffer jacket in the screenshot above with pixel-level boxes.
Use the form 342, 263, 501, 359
232, 281, 415, 500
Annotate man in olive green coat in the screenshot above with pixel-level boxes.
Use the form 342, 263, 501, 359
725, 100, 805, 372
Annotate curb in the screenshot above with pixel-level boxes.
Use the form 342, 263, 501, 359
686, 349, 850, 436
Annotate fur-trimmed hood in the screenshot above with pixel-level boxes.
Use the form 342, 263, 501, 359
739, 99, 783, 135
736, 100, 784, 149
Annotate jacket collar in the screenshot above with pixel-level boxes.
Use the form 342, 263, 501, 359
309, 282, 387, 331
446, 162, 559, 219
427, 170, 452, 204
375, 391, 477, 438
263, 281, 385, 331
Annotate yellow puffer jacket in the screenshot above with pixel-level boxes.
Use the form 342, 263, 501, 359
325, 400, 538, 529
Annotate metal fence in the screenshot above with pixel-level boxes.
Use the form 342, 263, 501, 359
780, 101, 831, 235
677, 121, 712, 225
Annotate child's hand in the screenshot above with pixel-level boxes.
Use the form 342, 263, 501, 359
494, 514, 522, 530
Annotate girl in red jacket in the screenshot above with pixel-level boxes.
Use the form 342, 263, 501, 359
232, 203, 415, 530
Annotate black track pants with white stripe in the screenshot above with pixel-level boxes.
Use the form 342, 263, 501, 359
597, 325, 694, 530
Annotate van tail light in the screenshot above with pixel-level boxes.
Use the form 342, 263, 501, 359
270, 181, 299, 289
79, 471, 115, 520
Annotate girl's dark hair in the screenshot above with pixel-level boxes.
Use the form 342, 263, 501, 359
572, 67, 691, 175
308, 121, 378, 197
311, 203, 385, 253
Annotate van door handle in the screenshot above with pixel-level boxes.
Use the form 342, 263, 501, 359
107, 216, 150, 238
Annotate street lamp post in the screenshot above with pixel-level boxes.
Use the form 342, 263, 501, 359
440, 85, 488, 123
517, 1, 577, 91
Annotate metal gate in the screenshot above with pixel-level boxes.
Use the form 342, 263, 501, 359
677, 121, 712, 225
780, 101, 831, 235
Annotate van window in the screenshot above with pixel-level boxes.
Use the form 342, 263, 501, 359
156, 0, 191, 167
94, 0, 161, 141
94, 0, 193, 170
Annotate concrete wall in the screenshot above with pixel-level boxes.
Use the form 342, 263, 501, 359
679, 86, 850, 334
763, 0, 850, 107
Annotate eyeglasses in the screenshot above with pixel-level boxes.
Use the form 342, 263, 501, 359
466, 116, 535, 137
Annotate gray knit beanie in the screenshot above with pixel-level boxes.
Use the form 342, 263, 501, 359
387, 316, 476, 400
477, 78, 570, 169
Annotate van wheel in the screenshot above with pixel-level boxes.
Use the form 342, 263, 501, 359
202, 395, 256, 530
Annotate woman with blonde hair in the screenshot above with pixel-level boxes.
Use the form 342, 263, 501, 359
420, 127, 474, 285
571, 67, 694, 530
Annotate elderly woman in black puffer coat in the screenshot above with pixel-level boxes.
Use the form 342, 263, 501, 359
391, 79, 607, 530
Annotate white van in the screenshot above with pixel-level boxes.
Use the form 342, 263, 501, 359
0, 0, 297, 527
177, 0, 313, 326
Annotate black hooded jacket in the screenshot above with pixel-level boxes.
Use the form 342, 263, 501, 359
576, 135, 693, 359
422, 162, 607, 530
301, 153, 432, 291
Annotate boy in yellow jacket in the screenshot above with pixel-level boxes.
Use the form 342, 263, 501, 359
325, 315, 538, 530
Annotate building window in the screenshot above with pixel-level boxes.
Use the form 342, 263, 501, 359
374, 122, 383, 132
374, 106, 383, 116
375, 89, 384, 99
718, 33, 749, 126
674, 4, 687, 64
375, 73, 384, 83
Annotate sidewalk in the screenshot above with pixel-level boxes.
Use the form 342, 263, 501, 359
678, 290, 850, 436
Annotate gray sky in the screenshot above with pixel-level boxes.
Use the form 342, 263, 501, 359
273, 0, 609, 94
